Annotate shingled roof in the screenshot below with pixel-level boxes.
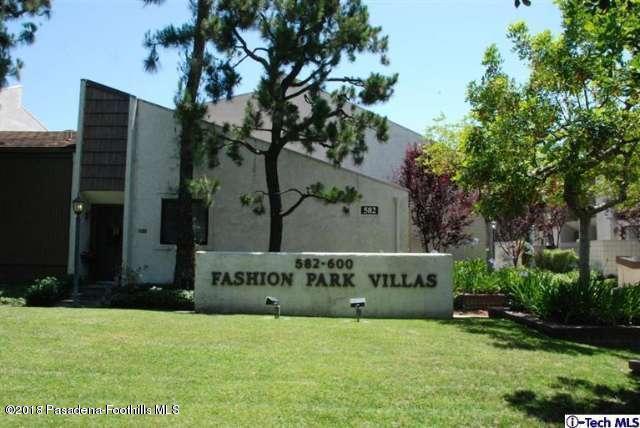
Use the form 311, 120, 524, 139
0, 131, 76, 149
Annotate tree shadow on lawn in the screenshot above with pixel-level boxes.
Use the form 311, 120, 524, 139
505, 375, 640, 423
437, 319, 634, 357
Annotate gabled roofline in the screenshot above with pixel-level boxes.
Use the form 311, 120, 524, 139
21, 107, 48, 131
83, 79, 134, 99
81, 80, 408, 192
214, 90, 423, 138
1, 84, 48, 131
137, 98, 408, 193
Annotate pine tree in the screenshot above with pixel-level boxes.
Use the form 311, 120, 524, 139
143, 0, 238, 288
0, 0, 51, 86
207, 0, 397, 251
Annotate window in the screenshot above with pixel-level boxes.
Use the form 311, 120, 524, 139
160, 199, 209, 245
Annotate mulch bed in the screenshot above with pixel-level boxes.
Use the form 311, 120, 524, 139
454, 294, 509, 311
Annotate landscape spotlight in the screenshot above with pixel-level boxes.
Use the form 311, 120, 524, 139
265, 296, 280, 319
349, 297, 366, 322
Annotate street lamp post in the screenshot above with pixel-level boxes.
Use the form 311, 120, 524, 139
72, 197, 85, 307
488, 220, 497, 271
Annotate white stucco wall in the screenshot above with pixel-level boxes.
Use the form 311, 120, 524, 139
125, 100, 410, 284
206, 94, 490, 262
617, 259, 640, 285
0, 86, 47, 131
596, 203, 617, 241
67, 81, 85, 275
205, 93, 423, 183
590, 239, 640, 276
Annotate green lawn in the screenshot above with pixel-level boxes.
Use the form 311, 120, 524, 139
0, 307, 637, 427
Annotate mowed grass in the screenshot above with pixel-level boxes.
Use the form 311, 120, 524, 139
0, 307, 637, 427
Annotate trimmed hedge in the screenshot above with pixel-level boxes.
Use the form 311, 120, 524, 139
534, 249, 578, 273
110, 286, 194, 311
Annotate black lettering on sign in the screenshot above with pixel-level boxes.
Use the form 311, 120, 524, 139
360, 205, 379, 215
427, 274, 437, 288
306, 273, 357, 287
210, 270, 437, 288
295, 258, 354, 270
211, 271, 293, 287
368, 273, 438, 288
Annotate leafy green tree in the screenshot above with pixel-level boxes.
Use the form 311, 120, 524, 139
419, 115, 468, 176
207, 0, 397, 251
462, 0, 640, 284
0, 0, 51, 86
515, 0, 614, 9
143, 0, 237, 288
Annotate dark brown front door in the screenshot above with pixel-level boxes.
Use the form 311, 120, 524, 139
90, 205, 123, 281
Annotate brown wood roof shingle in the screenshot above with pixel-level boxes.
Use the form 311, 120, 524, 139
0, 131, 76, 148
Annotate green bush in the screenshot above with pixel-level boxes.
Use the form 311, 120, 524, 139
504, 270, 640, 326
501, 270, 551, 314
25, 277, 64, 307
453, 259, 529, 295
534, 249, 579, 273
110, 286, 194, 311
453, 259, 501, 295
492, 267, 525, 292
0, 296, 25, 306
0, 283, 30, 307
610, 285, 640, 325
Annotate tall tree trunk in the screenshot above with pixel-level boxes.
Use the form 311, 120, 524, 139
173, 0, 210, 289
564, 177, 592, 286
265, 152, 283, 251
174, 120, 196, 289
577, 214, 591, 285
510, 241, 520, 267
421, 233, 429, 253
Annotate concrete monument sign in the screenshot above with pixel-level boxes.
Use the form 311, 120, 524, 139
195, 252, 453, 318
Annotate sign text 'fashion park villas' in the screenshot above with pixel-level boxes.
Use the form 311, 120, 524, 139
195, 252, 453, 318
